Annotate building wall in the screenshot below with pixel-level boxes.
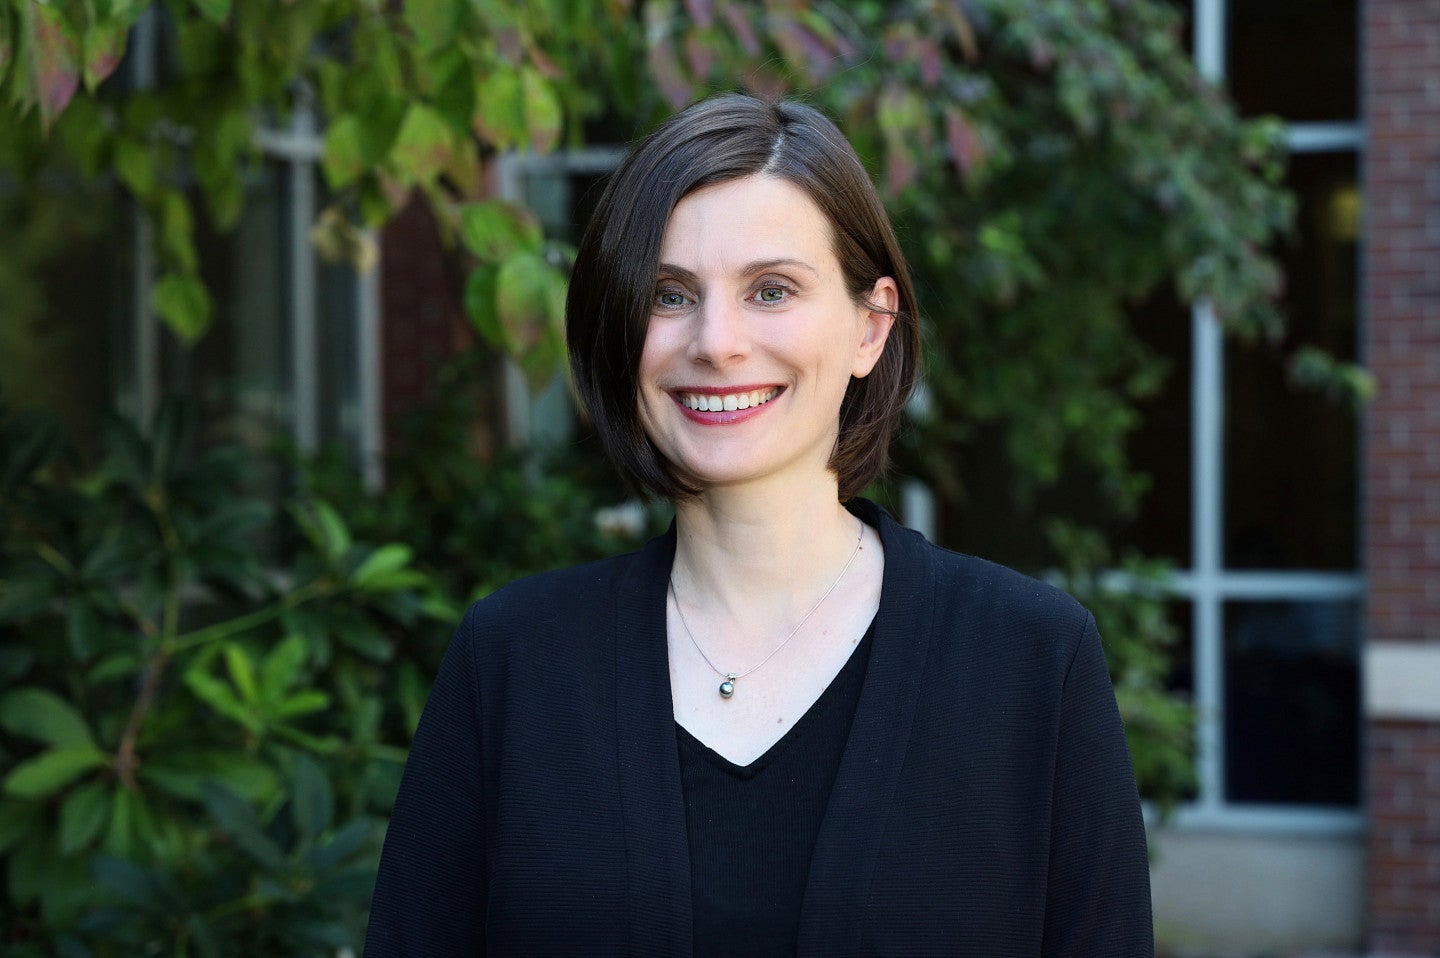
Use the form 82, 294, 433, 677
1362, 0, 1440, 952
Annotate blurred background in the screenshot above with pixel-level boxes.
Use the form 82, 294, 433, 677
0, 0, 1435, 955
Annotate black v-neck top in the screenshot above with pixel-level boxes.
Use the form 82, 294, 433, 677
677, 618, 876, 957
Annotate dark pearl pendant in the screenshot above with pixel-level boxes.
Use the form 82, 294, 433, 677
719, 675, 736, 698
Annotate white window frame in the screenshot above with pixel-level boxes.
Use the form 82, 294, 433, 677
1170, 0, 1365, 833
120, 8, 383, 489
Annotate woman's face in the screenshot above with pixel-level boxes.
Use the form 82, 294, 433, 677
636, 174, 895, 496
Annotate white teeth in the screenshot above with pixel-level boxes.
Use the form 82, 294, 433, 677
681, 387, 780, 412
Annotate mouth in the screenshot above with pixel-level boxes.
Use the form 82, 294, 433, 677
676, 386, 782, 413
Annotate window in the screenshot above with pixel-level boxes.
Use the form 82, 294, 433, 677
1140, 0, 1364, 826
0, 8, 381, 490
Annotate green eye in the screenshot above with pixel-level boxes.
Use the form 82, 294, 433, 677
656, 290, 688, 308
757, 286, 787, 303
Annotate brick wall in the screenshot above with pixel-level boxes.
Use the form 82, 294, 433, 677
378, 196, 475, 450
1363, 0, 1440, 953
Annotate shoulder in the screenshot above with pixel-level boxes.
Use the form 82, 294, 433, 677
458, 548, 642, 638
862, 501, 1093, 684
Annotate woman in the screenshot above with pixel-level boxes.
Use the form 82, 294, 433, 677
365, 93, 1152, 956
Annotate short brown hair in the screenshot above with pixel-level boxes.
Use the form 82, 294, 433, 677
566, 93, 920, 502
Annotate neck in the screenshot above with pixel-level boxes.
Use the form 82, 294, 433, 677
669, 477, 862, 630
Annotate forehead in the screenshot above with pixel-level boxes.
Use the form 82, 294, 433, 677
659, 175, 837, 273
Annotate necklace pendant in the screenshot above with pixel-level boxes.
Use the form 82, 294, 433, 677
719, 675, 737, 699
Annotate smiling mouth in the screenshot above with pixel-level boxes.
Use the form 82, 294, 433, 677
677, 387, 782, 413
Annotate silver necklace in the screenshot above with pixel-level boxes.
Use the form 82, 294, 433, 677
668, 519, 865, 700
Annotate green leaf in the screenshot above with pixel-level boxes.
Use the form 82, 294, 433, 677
0, 800, 42, 857
140, 749, 278, 803
495, 250, 566, 360
191, 0, 233, 25
202, 784, 287, 872
87, 650, 138, 686
65, 601, 102, 662
311, 495, 349, 564
27, 3, 80, 134
159, 191, 198, 273
91, 854, 162, 908
0, 687, 96, 749
223, 643, 258, 704
184, 667, 259, 732
113, 136, 155, 198
321, 114, 365, 189
289, 753, 332, 841
521, 68, 563, 154
464, 262, 501, 342
389, 103, 454, 184
404, 0, 460, 52
82, 18, 128, 91
458, 201, 541, 261
0, 576, 57, 623
273, 689, 329, 719
58, 781, 111, 855
259, 635, 309, 702
352, 543, 413, 589
472, 64, 525, 149
152, 272, 213, 342
3, 747, 107, 799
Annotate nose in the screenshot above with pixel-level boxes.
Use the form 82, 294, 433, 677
687, 295, 750, 367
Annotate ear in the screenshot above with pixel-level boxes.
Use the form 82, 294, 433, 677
851, 276, 899, 379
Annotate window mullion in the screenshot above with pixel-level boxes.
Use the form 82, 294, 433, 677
288, 104, 320, 453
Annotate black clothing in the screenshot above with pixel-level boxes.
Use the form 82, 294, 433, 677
679, 618, 874, 957
365, 499, 1154, 957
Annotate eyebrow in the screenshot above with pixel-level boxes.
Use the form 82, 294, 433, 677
655, 258, 820, 285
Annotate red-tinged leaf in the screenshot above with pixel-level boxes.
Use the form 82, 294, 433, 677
941, 5, 980, 64
945, 106, 985, 178
82, 20, 128, 91
918, 37, 942, 88
742, 63, 786, 102
684, 32, 715, 79
720, 1, 760, 56
521, 68, 562, 155
28, 5, 81, 134
684, 0, 714, 28
0, 9, 14, 87
884, 139, 917, 196
527, 44, 562, 80
770, 14, 836, 79
646, 37, 691, 110
390, 104, 453, 183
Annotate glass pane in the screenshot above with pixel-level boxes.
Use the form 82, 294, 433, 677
1227, 0, 1358, 121
1125, 288, 1192, 565
317, 218, 362, 457
1223, 599, 1359, 806
0, 182, 133, 456
162, 163, 290, 497
1225, 151, 1358, 570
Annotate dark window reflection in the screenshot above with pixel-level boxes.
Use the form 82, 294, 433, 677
162, 164, 291, 456
1126, 288, 1193, 565
0, 184, 132, 457
1223, 599, 1359, 806
1227, 0, 1358, 121
1225, 151, 1359, 570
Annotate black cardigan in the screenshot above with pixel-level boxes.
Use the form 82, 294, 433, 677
365, 499, 1153, 956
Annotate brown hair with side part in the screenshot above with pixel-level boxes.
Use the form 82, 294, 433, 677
565, 93, 921, 502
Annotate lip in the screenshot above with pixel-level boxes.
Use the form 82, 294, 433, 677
669, 384, 785, 425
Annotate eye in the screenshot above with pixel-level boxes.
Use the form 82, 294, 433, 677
654, 287, 692, 310
754, 284, 792, 305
